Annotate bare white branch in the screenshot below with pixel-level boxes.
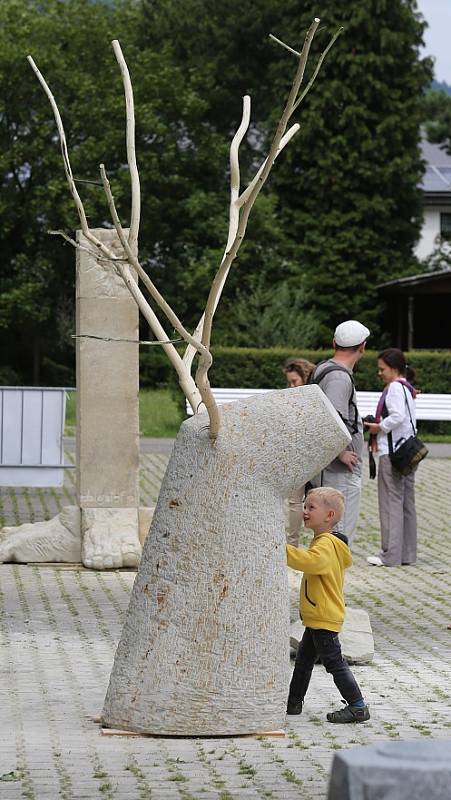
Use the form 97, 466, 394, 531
183, 95, 251, 373
28, 53, 207, 419
48, 229, 99, 258
268, 34, 300, 57
100, 164, 220, 436
236, 123, 300, 208
199, 17, 321, 363
112, 40, 141, 256
293, 26, 344, 112
27, 55, 91, 236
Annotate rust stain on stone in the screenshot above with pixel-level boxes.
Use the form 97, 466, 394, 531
157, 590, 167, 609
169, 498, 180, 508
212, 572, 229, 606
142, 583, 150, 595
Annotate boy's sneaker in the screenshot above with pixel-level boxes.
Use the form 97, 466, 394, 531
286, 699, 303, 715
327, 704, 370, 723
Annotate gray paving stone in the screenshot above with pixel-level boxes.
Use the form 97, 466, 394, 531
0, 448, 450, 798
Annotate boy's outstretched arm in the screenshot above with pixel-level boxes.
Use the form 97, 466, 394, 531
286, 541, 332, 575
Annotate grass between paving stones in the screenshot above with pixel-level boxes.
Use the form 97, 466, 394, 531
0, 577, 36, 799
32, 566, 129, 799
65, 388, 183, 437
124, 756, 154, 800
12, 567, 76, 800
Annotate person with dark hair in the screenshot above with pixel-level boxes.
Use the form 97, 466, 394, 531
308, 320, 370, 547
365, 348, 418, 567
283, 358, 315, 546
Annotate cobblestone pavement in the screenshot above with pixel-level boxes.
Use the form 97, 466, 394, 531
1, 445, 451, 799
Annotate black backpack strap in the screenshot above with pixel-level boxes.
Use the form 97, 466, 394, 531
310, 364, 359, 434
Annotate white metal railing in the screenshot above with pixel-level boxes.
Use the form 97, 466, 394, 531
186, 388, 451, 421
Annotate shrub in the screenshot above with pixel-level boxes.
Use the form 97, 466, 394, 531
147, 347, 451, 434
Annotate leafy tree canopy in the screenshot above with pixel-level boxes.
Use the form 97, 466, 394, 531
422, 88, 451, 152
0, 0, 433, 382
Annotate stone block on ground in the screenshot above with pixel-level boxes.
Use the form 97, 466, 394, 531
288, 565, 374, 664
290, 606, 374, 665
328, 739, 451, 800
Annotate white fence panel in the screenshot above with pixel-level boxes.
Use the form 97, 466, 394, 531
0, 387, 74, 487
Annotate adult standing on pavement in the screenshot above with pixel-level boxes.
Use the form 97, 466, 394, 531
284, 358, 316, 546
309, 320, 370, 547
365, 348, 417, 567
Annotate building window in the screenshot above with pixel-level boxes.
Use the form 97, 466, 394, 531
440, 212, 451, 239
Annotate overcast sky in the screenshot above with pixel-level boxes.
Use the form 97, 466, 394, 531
416, 0, 451, 83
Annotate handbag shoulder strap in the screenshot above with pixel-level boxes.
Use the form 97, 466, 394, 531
384, 383, 415, 454
400, 384, 416, 436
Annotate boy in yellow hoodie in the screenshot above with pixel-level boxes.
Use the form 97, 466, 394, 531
286, 487, 370, 723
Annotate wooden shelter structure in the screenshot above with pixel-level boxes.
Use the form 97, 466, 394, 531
377, 270, 451, 350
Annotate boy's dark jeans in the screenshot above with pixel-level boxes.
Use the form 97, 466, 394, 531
289, 627, 363, 707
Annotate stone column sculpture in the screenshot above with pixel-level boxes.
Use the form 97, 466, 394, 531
102, 386, 350, 736
76, 229, 142, 569
0, 229, 144, 569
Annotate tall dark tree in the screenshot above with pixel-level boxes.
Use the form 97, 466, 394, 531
0, 0, 128, 382
267, 0, 433, 342
422, 88, 451, 151
142, 0, 433, 345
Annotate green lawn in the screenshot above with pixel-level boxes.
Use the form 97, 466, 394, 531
65, 388, 184, 438
139, 388, 183, 437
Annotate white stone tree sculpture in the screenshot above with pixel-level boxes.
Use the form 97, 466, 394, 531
22, 20, 349, 734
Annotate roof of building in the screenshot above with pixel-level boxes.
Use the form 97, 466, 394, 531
420, 140, 451, 194
377, 269, 451, 294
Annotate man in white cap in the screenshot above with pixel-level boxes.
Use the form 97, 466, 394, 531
308, 320, 370, 546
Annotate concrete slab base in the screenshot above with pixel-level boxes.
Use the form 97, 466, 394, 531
328, 739, 451, 800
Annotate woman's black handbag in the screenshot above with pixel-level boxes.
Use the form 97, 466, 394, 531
388, 434, 429, 476
386, 386, 428, 476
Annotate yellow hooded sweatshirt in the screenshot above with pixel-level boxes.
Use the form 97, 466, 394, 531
287, 532, 352, 633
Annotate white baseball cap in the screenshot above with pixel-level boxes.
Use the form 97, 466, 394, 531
334, 320, 370, 347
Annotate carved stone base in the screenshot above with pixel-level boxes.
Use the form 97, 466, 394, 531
0, 506, 81, 563
0, 506, 154, 568
81, 508, 142, 570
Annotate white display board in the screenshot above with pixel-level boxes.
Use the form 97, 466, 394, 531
0, 387, 73, 487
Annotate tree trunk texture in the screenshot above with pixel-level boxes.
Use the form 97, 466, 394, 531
102, 386, 350, 735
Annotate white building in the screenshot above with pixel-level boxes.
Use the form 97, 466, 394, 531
416, 139, 451, 261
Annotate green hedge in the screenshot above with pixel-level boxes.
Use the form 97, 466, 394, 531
141, 346, 451, 434
141, 346, 451, 392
